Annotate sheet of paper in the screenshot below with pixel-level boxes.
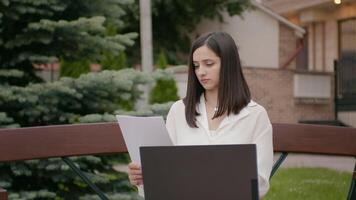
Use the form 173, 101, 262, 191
116, 115, 173, 164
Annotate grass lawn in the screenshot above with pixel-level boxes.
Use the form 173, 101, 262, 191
264, 167, 352, 200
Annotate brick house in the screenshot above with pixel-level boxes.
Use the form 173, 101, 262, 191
261, 0, 356, 126
171, 0, 350, 125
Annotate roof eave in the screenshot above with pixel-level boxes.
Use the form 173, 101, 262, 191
252, 0, 306, 37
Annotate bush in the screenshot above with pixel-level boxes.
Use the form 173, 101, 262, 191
149, 69, 179, 104
0, 69, 153, 199
0, 112, 19, 128
0, 68, 179, 199
156, 49, 168, 70
59, 59, 90, 78
149, 79, 179, 104
78, 101, 175, 123
0, 69, 151, 126
101, 50, 129, 71
0, 156, 140, 200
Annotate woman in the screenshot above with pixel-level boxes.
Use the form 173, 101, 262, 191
129, 32, 273, 198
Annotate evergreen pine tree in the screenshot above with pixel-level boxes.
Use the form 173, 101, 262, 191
0, 0, 137, 85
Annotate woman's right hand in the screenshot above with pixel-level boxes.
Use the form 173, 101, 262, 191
128, 162, 143, 186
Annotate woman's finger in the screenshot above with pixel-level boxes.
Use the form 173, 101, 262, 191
128, 163, 141, 169
129, 169, 142, 175
129, 174, 142, 180
136, 180, 143, 186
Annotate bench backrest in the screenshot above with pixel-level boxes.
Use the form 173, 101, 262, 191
0, 122, 355, 200
272, 123, 356, 200
2, 122, 355, 162
0, 188, 6, 200
273, 123, 356, 156
0, 122, 127, 162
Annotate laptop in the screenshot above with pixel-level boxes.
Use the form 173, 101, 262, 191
140, 144, 259, 200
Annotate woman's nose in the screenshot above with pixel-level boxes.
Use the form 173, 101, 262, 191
196, 67, 206, 76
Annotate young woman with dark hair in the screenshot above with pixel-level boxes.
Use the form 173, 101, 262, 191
129, 32, 273, 198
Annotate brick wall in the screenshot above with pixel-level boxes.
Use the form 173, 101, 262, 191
173, 66, 334, 123
279, 22, 297, 70
243, 67, 334, 123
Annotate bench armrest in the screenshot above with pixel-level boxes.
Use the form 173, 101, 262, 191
0, 187, 7, 200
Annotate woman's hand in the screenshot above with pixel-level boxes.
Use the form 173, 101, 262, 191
128, 162, 143, 186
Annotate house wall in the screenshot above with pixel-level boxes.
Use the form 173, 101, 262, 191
244, 68, 334, 123
172, 66, 334, 123
185, 4, 334, 123
325, 20, 338, 72
285, 2, 356, 72
305, 21, 338, 72
194, 9, 280, 69
279, 22, 297, 69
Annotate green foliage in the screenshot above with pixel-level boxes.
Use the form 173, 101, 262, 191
101, 22, 130, 71
0, 112, 19, 128
149, 49, 179, 104
149, 69, 179, 104
156, 49, 168, 69
79, 193, 143, 200
0, 69, 162, 199
0, 69, 24, 80
0, 69, 39, 86
122, 0, 251, 64
78, 101, 175, 123
265, 168, 351, 200
150, 79, 179, 104
8, 190, 57, 200
0, 68, 151, 126
101, 51, 128, 71
148, 101, 176, 118
0, 0, 137, 85
0, 157, 139, 199
59, 59, 90, 78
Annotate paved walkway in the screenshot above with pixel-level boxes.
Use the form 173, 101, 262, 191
274, 153, 355, 172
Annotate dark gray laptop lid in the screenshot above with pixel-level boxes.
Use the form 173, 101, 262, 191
140, 144, 259, 200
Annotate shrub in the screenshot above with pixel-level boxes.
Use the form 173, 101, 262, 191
0, 69, 152, 199
59, 59, 90, 78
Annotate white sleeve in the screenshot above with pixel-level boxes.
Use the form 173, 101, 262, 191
253, 108, 274, 198
165, 102, 178, 145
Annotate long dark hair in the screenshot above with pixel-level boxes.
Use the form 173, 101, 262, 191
183, 32, 251, 128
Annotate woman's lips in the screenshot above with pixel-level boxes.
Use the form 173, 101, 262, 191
200, 79, 209, 84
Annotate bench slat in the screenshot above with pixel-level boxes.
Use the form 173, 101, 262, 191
273, 123, 356, 156
0, 122, 127, 162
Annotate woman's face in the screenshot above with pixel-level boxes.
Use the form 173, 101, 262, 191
193, 45, 221, 92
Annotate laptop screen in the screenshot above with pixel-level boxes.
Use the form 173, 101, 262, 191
140, 144, 259, 200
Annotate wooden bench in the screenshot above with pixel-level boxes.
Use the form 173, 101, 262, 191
271, 123, 356, 200
0, 123, 355, 200
0, 123, 127, 200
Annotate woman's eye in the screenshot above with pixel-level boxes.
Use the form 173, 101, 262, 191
206, 62, 214, 66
